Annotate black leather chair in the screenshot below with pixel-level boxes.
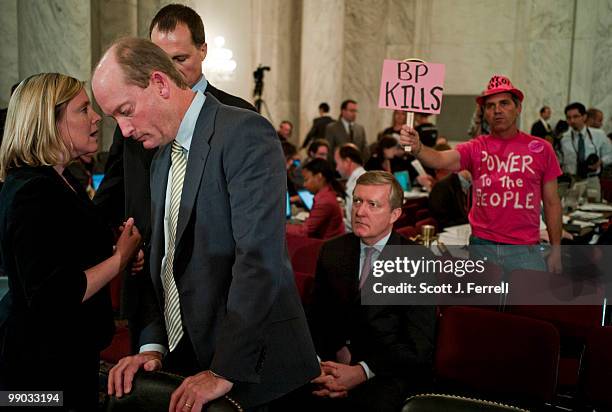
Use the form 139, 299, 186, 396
402, 394, 528, 412
102, 370, 243, 412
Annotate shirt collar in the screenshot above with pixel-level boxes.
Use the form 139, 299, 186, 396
341, 118, 351, 132
360, 231, 392, 254
572, 126, 587, 135
174, 91, 206, 152
349, 166, 365, 182
191, 74, 208, 93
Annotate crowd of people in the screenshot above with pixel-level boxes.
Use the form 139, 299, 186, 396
0, 3, 611, 412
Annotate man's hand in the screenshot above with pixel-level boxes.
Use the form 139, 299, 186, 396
547, 245, 562, 274
321, 361, 367, 391
311, 361, 366, 398
399, 125, 421, 153
588, 159, 602, 171
311, 364, 348, 398
108, 351, 162, 397
169, 371, 233, 412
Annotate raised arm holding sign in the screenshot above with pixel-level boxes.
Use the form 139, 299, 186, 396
378, 59, 445, 152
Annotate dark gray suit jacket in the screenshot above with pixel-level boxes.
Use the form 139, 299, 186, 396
147, 94, 319, 407
325, 120, 368, 159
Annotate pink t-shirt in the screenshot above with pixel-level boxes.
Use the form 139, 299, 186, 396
456, 132, 562, 244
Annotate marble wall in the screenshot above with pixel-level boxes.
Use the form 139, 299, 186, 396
18, 0, 92, 81
572, 0, 612, 133
299, 0, 345, 145
252, 0, 303, 145
0, 0, 18, 108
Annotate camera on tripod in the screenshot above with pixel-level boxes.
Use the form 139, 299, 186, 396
253, 65, 271, 113
253, 65, 270, 98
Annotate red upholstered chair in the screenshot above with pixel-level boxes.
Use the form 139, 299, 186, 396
109, 274, 122, 313
506, 269, 605, 388
394, 204, 418, 229
416, 217, 439, 233
415, 208, 430, 221
435, 306, 560, 407
600, 178, 612, 202
285, 234, 324, 303
579, 326, 612, 410
397, 225, 417, 240
404, 196, 429, 210
100, 325, 131, 364
285, 233, 324, 275
293, 271, 315, 305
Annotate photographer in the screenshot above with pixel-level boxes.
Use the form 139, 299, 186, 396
560, 102, 612, 199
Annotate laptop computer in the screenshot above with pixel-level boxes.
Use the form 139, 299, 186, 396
297, 189, 315, 211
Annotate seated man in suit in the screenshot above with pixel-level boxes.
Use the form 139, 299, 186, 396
307, 171, 436, 412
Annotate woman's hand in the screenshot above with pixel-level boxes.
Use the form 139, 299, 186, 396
115, 218, 142, 271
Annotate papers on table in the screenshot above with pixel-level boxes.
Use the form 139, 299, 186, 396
579, 203, 612, 212
404, 191, 429, 200
569, 210, 604, 220
438, 224, 471, 246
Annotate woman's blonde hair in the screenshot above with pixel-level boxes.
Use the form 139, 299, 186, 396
0, 73, 84, 180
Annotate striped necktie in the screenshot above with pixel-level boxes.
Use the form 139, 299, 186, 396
359, 247, 376, 290
163, 140, 187, 351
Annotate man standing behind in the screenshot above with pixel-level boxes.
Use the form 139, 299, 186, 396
401, 75, 563, 273
303, 102, 333, 149
530, 106, 554, 142
308, 171, 435, 412
93, 38, 318, 411
326, 100, 368, 159
560, 102, 612, 178
334, 144, 366, 232
93, 4, 255, 350
586, 107, 604, 129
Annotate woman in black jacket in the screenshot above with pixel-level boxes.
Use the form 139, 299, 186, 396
0, 73, 142, 411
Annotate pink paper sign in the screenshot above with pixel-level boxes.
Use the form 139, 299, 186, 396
378, 60, 445, 114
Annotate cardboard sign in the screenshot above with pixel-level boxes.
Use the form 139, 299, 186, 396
378, 60, 445, 114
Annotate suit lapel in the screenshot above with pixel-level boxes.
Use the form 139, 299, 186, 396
150, 144, 171, 293
175, 94, 218, 245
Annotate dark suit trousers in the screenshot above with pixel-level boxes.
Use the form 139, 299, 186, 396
164, 334, 269, 412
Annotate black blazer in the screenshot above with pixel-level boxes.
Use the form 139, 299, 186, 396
302, 115, 333, 148
0, 166, 114, 407
146, 94, 319, 408
93, 83, 256, 335
429, 173, 470, 230
530, 119, 552, 139
308, 231, 436, 381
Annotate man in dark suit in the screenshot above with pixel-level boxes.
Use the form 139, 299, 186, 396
308, 171, 436, 412
93, 38, 319, 411
93, 4, 256, 351
302, 102, 333, 149
325, 100, 368, 160
530, 106, 553, 141
429, 170, 471, 230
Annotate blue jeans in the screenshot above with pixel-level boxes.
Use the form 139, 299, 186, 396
469, 235, 547, 276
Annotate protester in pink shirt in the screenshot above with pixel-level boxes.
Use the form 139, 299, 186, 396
400, 75, 563, 273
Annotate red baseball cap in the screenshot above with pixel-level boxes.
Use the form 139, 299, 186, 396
476, 75, 524, 105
